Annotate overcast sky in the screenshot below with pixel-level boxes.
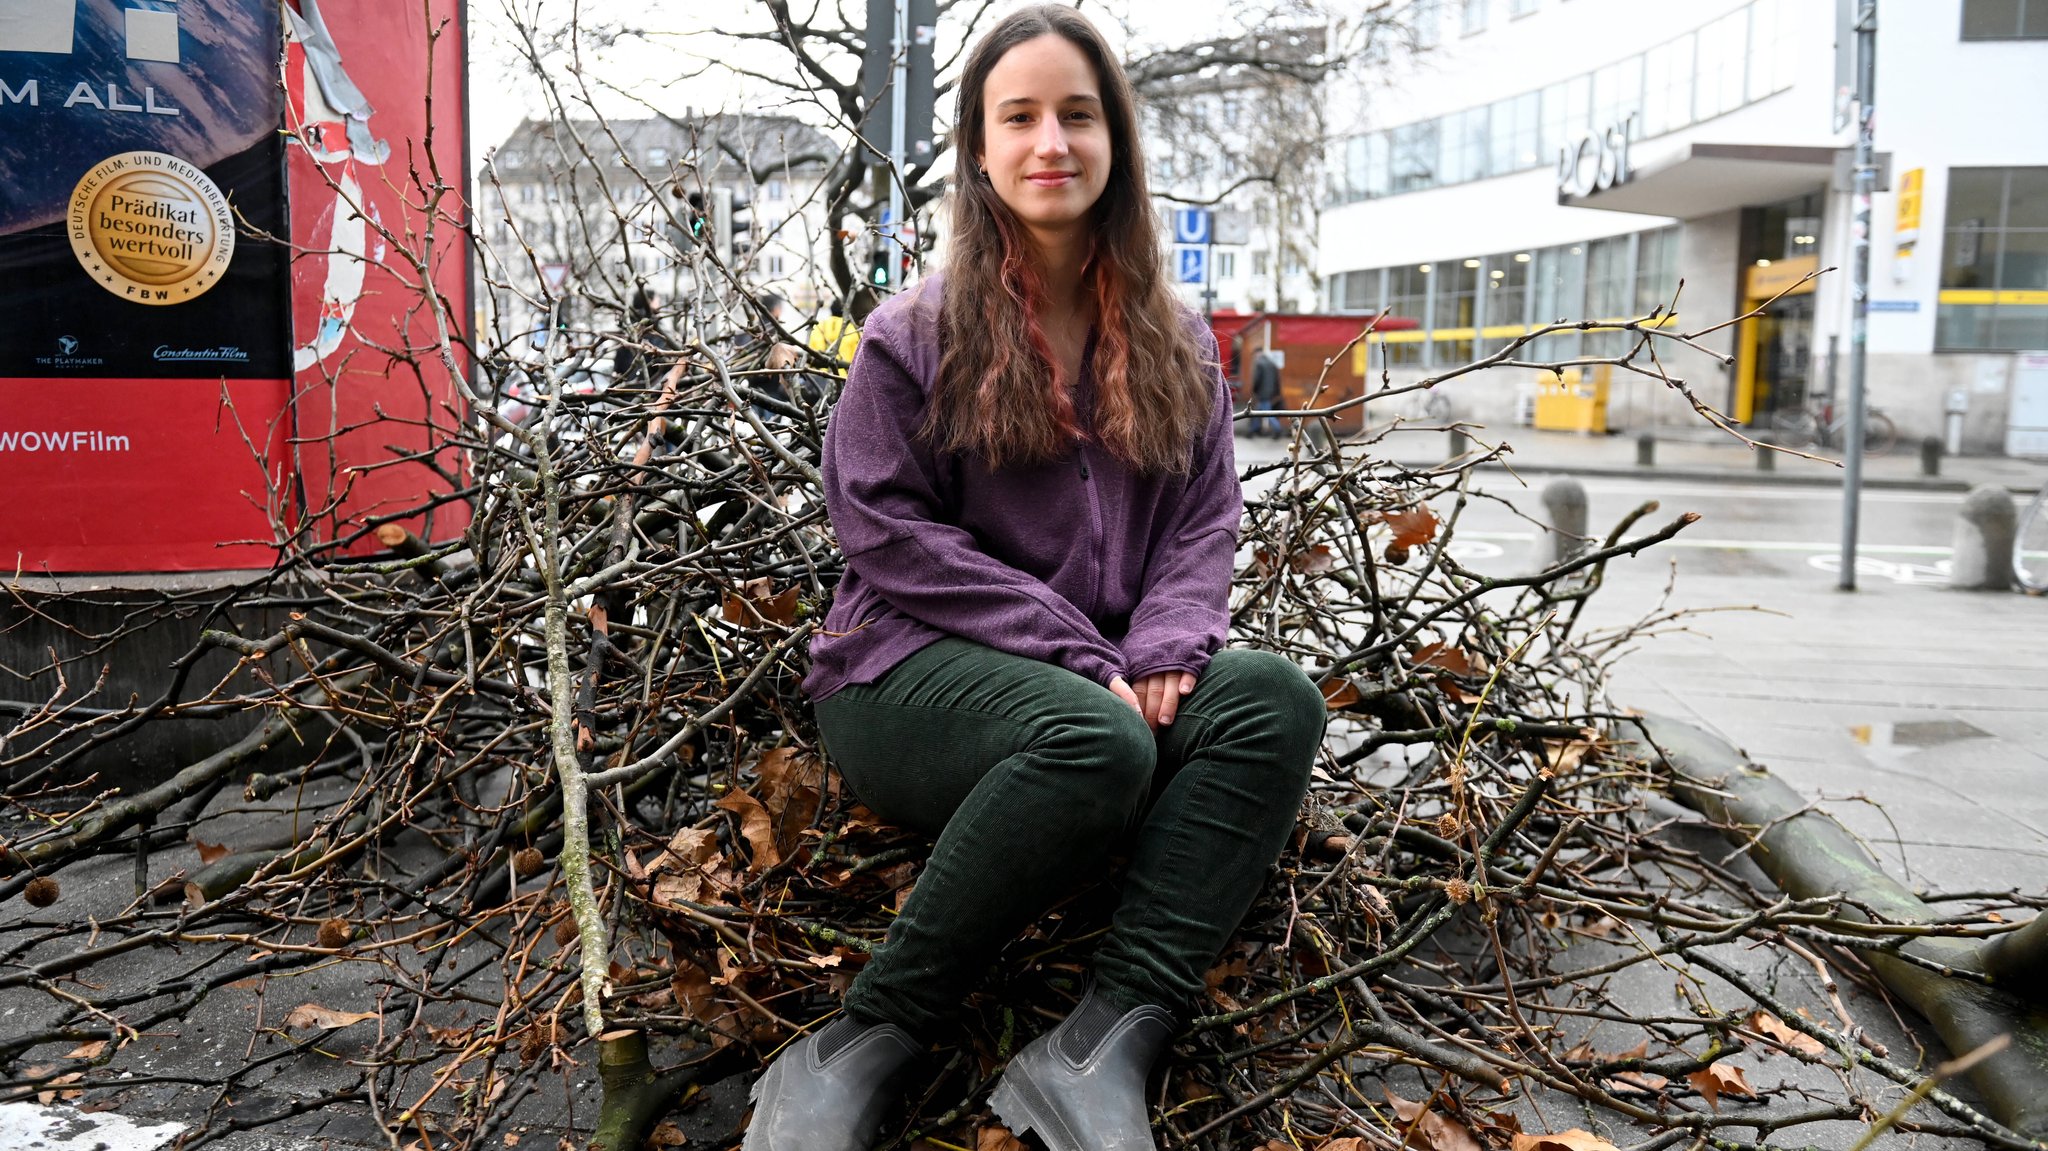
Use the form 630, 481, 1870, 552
463, 0, 1265, 162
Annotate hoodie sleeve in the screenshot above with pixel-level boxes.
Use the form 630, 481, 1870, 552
821, 310, 1128, 687
1118, 335, 1243, 682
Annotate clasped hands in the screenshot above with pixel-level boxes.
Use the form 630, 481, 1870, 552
1109, 671, 1197, 730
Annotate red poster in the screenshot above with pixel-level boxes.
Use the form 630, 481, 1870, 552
285, 0, 472, 556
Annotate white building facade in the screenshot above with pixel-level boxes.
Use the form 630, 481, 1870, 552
1318, 0, 2048, 452
1139, 28, 1334, 316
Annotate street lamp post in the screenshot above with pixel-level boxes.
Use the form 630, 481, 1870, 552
1838, 0, 1877, 591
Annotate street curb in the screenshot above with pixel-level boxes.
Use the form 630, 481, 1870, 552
1383, 458, 2038, 495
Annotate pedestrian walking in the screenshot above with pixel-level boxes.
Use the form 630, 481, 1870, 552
741, 6, 1325, 1151
1249, 348, 1284, 437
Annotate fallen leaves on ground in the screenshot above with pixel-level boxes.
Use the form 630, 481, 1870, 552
284, 1003, 379, 1030
1687, 1060, 1756, 1110
1748, 1010, 1827, 1056
192, 839, 231, 865
714, 789, 779, 872
1511, 1130, 1620, 1151
1385, 1091, 1484, 1151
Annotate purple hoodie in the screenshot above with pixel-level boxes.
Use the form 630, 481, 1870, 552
803, 276, 1242, 700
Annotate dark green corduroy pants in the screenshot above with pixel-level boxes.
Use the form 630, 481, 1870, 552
813, 638, 1325, 1036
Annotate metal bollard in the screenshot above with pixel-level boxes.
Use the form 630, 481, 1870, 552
1756, 445, 1775, 473
1448, 427, 1470, 457
1533, 477, 1589, 574
1948, 484, 2017, 591
1920, 436, 1943, 478
1636, 433, 1656, 467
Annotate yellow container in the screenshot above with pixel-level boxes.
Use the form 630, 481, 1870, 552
1532, 366, 1611, 434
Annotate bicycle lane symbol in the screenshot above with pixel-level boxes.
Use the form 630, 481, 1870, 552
1806, 554, 1953, 585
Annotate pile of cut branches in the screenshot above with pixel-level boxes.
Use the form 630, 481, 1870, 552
5, 270, 2044, 1151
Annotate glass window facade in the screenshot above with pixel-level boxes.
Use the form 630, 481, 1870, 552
1330, 0, 1794, 205
1331, 226, 1680, 369
1962, 0, 2048, 39
1938, 167, 2048, 351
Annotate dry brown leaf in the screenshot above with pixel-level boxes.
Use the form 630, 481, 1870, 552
1413, 642, 1475, 676
1320, 677, 1361, 709
1512, 1130, 1621, 1151
192, 839, 231, 865
284, 1002, 379, 1031
1319, 1140, 1371, 1151
976, 1125, 1029, 1151
1544, 738, 1596, 775
652, 871, 705, 908
35, 1069, 84, 1104
63, 1040, 108, 1061
671, 959, 719, 1023
503, 1134, 520, 1147
427, 1023, 475, 1049
1204, 957, 1249, 989
1747, 1010, 1826, 1056
714, 790, 779, 872
1686, 1061, 1756, 1111
1383, 505, 1440, 549
722, 578, 800, 626
648, 1120, 689, 1146
1380, 1092, 1482, 1151
648, 827, 720, 877
1602, 1070, 1668, 1093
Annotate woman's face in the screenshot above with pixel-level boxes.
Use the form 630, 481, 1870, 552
977, 34, 1112, 244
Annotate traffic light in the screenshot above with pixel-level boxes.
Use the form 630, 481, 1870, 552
712, 188, 753, 264
869, 243, 890, 288
667, 187, 706, 250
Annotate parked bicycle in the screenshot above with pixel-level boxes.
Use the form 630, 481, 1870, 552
1778, 397, 1899, 454
2017, 482, 2048, 593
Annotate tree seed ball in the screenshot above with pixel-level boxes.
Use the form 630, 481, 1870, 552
512, 847, 546, 878
1384, 544, 1411, 566
23, 876, 59, 907
554, 918, 578, 947
317, 917, 351, 949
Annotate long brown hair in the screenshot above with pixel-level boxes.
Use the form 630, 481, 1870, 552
928, 4, 1211, 474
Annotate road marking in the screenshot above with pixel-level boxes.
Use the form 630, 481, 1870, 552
0, 1102, 184, 1150
1458, 531, 1952, 555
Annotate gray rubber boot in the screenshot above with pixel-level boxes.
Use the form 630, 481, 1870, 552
742, 1015, 920, 1151
987, 985, 1176, 1151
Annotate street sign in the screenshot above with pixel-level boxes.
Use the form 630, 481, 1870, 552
1175, 245, 1207, 285
1172, 208, 1212, 246
540, 263, 570, 292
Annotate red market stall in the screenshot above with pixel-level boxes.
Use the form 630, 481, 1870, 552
0, 0, 471, 574
1210, 312, 1421, 437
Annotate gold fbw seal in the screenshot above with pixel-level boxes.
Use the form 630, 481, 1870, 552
68, 151, 235, 306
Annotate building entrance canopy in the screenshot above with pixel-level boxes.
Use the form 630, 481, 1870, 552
1560, 143, 1889, 219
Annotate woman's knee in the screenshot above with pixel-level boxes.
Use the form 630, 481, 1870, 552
1195, 651, 1326, 794
1028, 693, 1158, 814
